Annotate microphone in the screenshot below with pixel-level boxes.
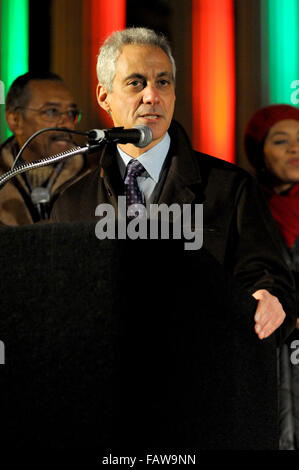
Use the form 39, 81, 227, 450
88, 125, 153, 148
31, 187, 51, 220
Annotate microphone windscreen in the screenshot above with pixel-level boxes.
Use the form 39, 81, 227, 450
134, 125, 153, 148
31, 187, 51, 205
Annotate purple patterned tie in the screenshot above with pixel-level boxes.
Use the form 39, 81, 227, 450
124, 159, 145, 217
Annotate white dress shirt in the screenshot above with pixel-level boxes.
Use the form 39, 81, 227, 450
117, 133, 171, 207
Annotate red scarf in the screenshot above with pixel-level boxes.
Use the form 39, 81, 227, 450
267, 183, 299, 248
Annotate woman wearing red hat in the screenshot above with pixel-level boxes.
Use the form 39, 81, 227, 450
244, 104, 299, 450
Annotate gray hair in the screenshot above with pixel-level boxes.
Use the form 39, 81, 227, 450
96, 27, 176, 92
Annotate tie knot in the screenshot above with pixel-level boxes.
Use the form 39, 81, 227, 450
126, 159, 144, 178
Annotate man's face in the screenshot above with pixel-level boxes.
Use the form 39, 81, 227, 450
8, 80, 79, 162
97, 44, 176, 156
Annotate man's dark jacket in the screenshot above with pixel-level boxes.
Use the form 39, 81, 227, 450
52, 120, 297, 343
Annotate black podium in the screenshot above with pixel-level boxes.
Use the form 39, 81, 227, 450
0, 221, 278, 450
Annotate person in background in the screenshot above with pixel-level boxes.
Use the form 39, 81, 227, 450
244, 103, 299, 450
0, 72, 93, 224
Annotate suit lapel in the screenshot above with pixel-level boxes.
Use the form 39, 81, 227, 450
97, 143, 124, 212
157, 121, 203, 207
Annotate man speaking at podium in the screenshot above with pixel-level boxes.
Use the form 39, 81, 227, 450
52, 27, 296, 344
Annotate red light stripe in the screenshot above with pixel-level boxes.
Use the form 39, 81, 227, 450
89, 0, 126, 126
192, 0, 235, 163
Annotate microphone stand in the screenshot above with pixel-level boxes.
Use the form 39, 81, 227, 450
0, 124, 152, 189
0, 142, 102, 189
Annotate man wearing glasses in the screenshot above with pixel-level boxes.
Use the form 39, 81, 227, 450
0, 72, 91, 225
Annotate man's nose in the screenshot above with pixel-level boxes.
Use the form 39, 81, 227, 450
142, 84, 160, 105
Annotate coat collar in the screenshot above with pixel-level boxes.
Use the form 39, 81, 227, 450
0, 136, 19, 171
98, 119, 204, 208
157, 120, 203, 206
168, 120, 202, 185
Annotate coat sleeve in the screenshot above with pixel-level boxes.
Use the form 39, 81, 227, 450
231, 176, 297, 344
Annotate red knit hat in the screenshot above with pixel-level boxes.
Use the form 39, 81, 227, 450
244, 104, 299, 171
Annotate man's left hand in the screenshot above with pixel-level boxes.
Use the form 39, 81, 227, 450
252, 289, 286, 340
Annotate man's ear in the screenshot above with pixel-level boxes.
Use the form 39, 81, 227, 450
6, 110, 24, 137
96, 83, 111, 114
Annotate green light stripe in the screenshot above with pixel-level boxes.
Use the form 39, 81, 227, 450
262, 0, 299, 107
0, 0, 29, 142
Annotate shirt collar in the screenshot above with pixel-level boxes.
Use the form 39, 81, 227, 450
117, 132, 170, 182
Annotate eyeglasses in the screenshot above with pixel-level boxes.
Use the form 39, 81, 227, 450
15, 106, 82, 124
